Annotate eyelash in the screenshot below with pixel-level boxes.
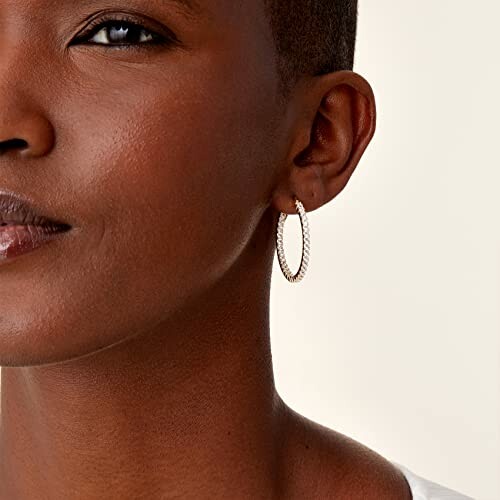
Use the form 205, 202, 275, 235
74, 14, 176, 50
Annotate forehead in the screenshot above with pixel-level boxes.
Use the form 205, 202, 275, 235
2, 0, 257, 20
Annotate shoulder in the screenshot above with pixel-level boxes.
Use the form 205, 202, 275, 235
278, 404, 412, 500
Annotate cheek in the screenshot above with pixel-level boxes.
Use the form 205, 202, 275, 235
92, 73, 273, 279
0, 61, 278, 367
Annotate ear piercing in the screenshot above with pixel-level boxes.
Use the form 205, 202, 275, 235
276, 197, 310, 283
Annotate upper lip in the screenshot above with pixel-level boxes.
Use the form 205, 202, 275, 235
0, 190, 72, 228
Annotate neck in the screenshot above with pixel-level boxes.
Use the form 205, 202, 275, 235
0, 214, 289, 499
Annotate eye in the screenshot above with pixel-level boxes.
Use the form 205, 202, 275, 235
72, 14, 175, 49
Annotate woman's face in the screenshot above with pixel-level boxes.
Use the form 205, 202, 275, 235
0, 0, 284, 366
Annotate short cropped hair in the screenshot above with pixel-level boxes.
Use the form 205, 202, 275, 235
262, 0, 358, 101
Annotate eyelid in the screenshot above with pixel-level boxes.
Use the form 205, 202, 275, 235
71, 11, 180, 47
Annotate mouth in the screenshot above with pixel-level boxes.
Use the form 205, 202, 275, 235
0, 190, 72, 229
0, 190, 73, 262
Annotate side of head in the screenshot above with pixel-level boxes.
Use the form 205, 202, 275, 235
263, 0, 358, 101
262, 0, 376, 216
0, 0, 375, 368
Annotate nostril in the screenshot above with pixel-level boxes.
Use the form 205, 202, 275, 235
0, 138, 29, 155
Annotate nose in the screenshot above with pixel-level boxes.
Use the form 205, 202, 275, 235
0, 138, 28, 155
0, 110, 55, 158
0, 15, 57, 160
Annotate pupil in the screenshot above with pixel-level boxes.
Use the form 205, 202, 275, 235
108, 24, 141, 43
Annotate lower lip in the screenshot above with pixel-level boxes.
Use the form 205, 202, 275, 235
0, 224, 72, 262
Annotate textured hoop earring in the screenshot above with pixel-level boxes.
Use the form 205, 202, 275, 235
276, 197, 310, 283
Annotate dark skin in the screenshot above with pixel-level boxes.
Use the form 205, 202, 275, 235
0, 1, 412, 498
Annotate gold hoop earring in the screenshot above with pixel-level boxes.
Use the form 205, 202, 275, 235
276, 197, 310, 283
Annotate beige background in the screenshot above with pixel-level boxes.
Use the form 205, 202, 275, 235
270, 2, 499, 499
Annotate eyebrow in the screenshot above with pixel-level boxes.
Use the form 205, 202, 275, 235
168, 0, 202, 19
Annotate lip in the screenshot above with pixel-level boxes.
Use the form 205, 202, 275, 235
0, 190, 71, 227
0, 189, 73, 262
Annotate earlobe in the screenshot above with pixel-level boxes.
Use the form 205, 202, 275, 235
271, 70, 376, 215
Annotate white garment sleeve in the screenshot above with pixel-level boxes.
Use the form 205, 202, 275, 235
392, 461, 475, 500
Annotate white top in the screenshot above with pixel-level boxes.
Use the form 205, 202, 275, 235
392, 461, 475, 500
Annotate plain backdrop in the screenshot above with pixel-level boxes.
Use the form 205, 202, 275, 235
270, 1, 499, 499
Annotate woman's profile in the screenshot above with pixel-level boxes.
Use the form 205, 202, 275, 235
0, 1, 474, 499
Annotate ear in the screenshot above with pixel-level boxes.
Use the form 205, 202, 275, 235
271, 70, 376, 214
